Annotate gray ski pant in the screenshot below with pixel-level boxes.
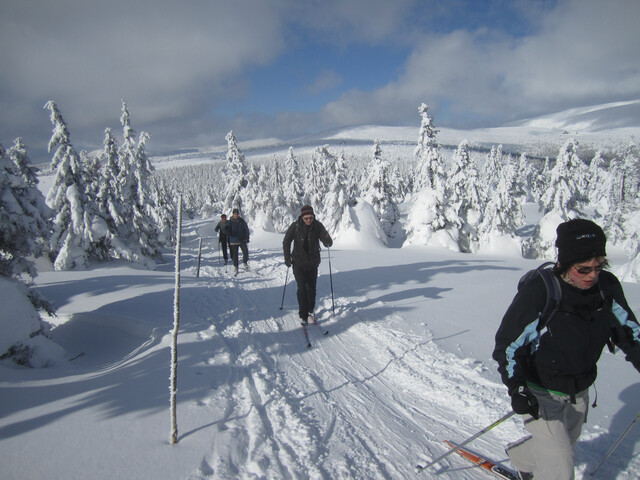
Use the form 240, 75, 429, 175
506, 388, 589, 480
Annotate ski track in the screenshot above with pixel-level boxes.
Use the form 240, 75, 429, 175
178, 222, 639, 479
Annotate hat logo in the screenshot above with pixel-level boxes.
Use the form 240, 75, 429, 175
576, 234, 596, 240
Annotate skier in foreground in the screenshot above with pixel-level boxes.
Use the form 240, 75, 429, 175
493, 219, 640, 480
283, 205, 333, 325
214, 213, 229, 265
227, 208, 250, 275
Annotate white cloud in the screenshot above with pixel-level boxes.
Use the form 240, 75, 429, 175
322, 0, 640, 127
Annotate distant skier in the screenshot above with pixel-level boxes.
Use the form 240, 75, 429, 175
493, 219, 640, 480
214, 213, 229, 264
227, 208, 250, 275
283, 205, 333, 325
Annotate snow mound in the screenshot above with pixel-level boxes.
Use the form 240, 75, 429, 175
334, 199, 388, 249
50, 312, 155, 368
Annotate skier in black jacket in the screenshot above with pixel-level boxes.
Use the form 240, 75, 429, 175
283, 205, 333, 325
214, 213, 229, 264
493, 219, 640, 480
227, 208, 250, 275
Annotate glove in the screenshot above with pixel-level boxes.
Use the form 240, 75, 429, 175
510, 385, 539, 419
284, 256, 292, 268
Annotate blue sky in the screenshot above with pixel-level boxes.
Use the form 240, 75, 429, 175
1, 0, 639, 159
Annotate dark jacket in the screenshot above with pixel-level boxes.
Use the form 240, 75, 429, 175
493, 270, 640, 399
227, 216, 249, 245
214, 220, 229, 242
283, 217, 333, 269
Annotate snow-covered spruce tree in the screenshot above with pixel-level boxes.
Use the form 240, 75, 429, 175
527, 140, 587, 259
117, 101, 165, 262
282, 147, 304, 223
97, 128, 126, 235
514, 152, 537, 202
242, 163, 264, 226
363, 139, 399, 240
603, 155, 627, 245
587, 151, 610, 217
323, 152, 354, 236
478, 153, 525, 255
44, 101, 96, 270
266, 158, 289, 232
405, 104, 453, 249
620, 141, 640, 208
414, 103, 445, 192
305, 145, 334, 208
479, 145, 504, 201
1, 141, 52, 279
222, 130, 248, 214
445, 139, 483, 252
539, 139, 587, 216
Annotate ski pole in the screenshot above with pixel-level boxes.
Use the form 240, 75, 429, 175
328, 247, 335, 316
416, 410, 516, 473
589, 409, 640, 476
279, 267, 289, 310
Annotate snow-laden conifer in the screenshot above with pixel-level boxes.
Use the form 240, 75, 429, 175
44, 101, 94, 270
306, 145, 334, 208
414, 103, 445, 192
222, 130, 248, 213
479, 145, 504, 202
323, 152, 354, 237
1, 141, 52, 279
587, 151, 610, 216
117, 101, 165, 262
363, 139, 399, 240
446, 139, 483, 252
282, 147, 303, 223
405, 104, 454, 249
478, 154, 524, 255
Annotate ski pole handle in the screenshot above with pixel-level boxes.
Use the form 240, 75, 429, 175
416, 410, 516, 473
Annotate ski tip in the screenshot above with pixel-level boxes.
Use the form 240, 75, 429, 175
323, 330, 329, 335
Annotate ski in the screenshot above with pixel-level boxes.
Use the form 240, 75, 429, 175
443, 440, 519, 480
302, 324, 311, 348
310, 317, 329, 335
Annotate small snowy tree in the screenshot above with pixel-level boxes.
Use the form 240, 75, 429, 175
222, 130, 248, 213
539, 140, 586, 217
44, 101, 93, 270
1, 141, 52, 278
446, 139, 483, 252
282, 147, 304, 224
405, 104, 454, 249
478, 155, 525, 255
362, 140, 399, 240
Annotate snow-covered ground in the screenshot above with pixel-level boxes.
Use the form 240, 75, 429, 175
2, 209, 640, 479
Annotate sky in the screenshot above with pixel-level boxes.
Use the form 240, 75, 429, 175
1, 0, 640, 160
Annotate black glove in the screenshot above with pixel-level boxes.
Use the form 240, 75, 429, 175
284, 256, 292, 268
510, 385, 539, 419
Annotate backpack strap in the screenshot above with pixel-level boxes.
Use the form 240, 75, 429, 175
537, 263, 562, 332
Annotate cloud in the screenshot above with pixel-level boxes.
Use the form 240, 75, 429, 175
304, 70, 343, 95
322, 0, 640, 128
1, 0, 639, 160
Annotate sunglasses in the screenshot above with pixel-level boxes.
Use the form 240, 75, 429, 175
302, 215, 314, 221
572, 262, 608, 275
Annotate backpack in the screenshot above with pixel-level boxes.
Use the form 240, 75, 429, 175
517, 262, 562, 332
518, 262, 615, 350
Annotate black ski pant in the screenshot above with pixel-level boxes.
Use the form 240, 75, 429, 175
219, 235, 228, 262
293, 264, 318, 320
229, 242, 248, 267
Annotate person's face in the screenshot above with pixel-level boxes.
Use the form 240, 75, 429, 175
567, 256, 606, 289
233, 212, 239, 218
302, 214, 314, 224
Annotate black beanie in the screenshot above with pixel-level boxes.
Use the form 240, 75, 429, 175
301, 205, 314, 217
555, 219, 606, 265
